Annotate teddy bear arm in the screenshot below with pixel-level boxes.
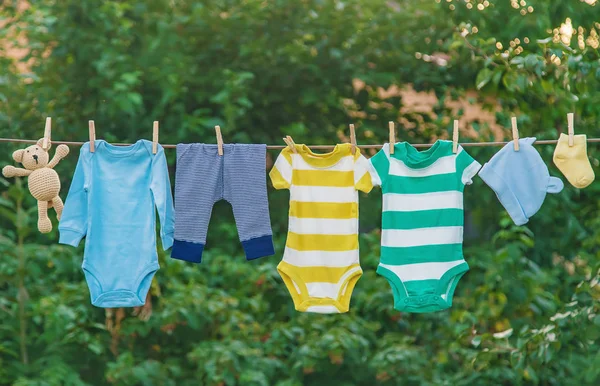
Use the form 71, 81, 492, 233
47, 145, 69, 169
46, 156, 60, 169
2, 165, 32, 178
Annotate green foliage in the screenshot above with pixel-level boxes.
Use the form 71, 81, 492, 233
0, 0, 599, 385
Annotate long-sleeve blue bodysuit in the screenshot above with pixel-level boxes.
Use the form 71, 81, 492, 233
59, 140, 174, 307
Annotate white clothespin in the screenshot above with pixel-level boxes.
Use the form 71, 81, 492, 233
89, 120, 96, 153
349, 124, 357, 155
388, 121, 395, 155
42, 117, 51, 150
511, 116, 519, 151
152, 121, 159, 154
215, 125, 224, 156
452, 120, 459, 154
567, 113, 574, 147
283, 135, 298, 154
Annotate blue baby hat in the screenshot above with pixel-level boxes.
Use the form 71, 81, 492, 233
479, 137, 564, 226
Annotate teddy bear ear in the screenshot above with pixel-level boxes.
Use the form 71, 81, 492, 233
36, 138, 51, 150
12, 149, 24, 163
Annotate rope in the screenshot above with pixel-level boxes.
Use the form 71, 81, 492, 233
1, 137, 599, 149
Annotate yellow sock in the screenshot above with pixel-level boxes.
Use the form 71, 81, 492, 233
553, 133, 595, 189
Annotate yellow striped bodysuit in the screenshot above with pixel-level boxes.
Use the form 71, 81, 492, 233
269, 143, 373, 313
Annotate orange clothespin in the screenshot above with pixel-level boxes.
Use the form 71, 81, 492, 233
215, 125, 224, 156
42, 117, 51, 150
567, 113, 574, 147
349, 124, 357, 155
152, 121, 159, 154
388, 121, 395, 155
511, 117, 519, 151
452, 120, 459, 153
89, 120, 96, 152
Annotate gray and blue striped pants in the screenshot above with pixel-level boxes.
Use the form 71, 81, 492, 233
171, 144, 274, 263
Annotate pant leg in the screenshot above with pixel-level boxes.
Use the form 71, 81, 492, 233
171, 144, 222, 263
223, 144, 274, 260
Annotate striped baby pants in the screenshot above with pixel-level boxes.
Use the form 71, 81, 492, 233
171, 144, 274, 263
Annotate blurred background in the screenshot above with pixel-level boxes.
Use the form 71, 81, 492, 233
1, 0, 599, 385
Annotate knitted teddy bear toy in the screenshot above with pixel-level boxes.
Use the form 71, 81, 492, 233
2, 139, 70, 233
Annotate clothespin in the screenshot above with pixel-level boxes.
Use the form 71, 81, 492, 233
567, 113, 574, 147
349, 124, 357, 155
282, 135, 298, 154
282, 137, 292, 152
388, 121, 395, 155
452, 120, 459, 154
215, 125, 224, 156
152, 121, 159, 154
511, 116, 519, 151
39, 117, 52, 150
89, 120, 96, 152
284, 135, 298, 154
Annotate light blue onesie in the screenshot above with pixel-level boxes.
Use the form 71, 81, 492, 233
59, 140, 174, 308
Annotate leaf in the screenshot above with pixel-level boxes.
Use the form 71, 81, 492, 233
510, 56, 525, 65
493, 328, 514, 339
524, 365, 539, 384
476, 68, 493, 90
524, 54, 540, 70
502, 71, 519, 92
492, 69, 503, 85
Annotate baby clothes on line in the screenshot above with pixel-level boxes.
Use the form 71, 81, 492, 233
270, 143, 373, 313
171, 144, 274, 263
480, 137, 564, 225
369, 141, 480, 313
553, 133, 595, 189
59, 140, 174, 308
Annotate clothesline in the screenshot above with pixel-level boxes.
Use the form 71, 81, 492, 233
2, 126, 594, 314
1, 137, 600, 149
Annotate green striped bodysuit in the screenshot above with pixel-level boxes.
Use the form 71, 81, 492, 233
369, 141, 481, 313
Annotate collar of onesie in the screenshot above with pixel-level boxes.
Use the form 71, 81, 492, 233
392, 140, 451, 168
295, 143, 352, 168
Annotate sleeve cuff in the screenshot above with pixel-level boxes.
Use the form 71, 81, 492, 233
367, 161, 382, 187
58, 229, 85, 247
162, 232, 174, 251
462, 160, 482, 185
